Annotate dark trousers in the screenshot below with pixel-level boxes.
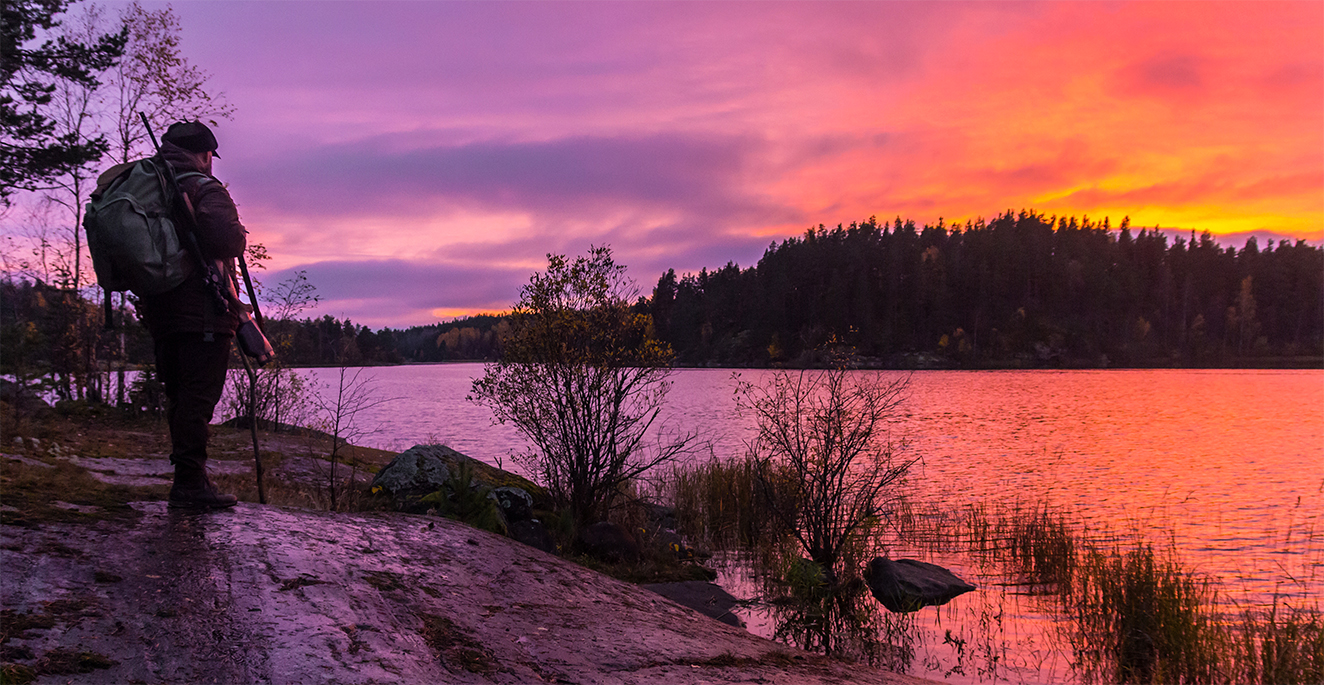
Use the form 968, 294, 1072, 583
154, 332, 232, 472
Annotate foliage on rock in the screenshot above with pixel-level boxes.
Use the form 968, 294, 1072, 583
421, 460, 506, 536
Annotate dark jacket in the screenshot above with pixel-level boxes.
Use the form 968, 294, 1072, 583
136, 141, 248, 339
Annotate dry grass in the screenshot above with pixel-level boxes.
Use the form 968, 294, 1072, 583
0, 398, 398, 516
1069, 544, 1222, 683
1233, 596, 1324, 685
659, 455, 799, 550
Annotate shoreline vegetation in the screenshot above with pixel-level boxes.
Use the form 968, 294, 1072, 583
1, 405, 911, 684
4, 242, 1320, 682
53, 354, 1324, 373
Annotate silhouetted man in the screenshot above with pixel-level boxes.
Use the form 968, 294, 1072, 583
137, 121, 245, 509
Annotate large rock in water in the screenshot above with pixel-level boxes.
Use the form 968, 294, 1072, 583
864, 557, 976, 613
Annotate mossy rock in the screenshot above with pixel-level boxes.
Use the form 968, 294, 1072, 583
371, 444, 547, 511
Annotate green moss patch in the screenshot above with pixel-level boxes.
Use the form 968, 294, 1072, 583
0, 662, 36, 684
0, 600, 110, 682
0, 611, 54, 644
0, 459, 161, 527
360, 570, 407, 593
278, 575, 326, 592
0, 599, 98, 646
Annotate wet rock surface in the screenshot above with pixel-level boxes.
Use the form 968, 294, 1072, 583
642, 581, 745, 628
2, 503, 930, 685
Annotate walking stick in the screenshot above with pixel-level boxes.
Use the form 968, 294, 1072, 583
238, 346, 267, 504
140, 112, 273, 504
230, 266, 268, 504
234, 256, 271, 504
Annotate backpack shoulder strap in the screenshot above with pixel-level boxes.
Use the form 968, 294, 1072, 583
175, 171, 215, 188
172, 171, 221, 209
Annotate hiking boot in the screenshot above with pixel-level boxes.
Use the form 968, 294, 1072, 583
169, 469, 238, 509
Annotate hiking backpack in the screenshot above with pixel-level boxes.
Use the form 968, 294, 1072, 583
83, 157, 207, 297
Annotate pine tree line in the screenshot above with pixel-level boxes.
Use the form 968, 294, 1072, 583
649, 211, 1323, 368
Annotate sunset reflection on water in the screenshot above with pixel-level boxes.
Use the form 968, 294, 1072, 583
296, 364, 1322, 682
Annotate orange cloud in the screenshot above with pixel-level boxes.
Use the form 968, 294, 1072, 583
782, 1, 1322, 239
141, 1, 1320, 326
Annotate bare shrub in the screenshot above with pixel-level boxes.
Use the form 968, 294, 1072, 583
309, 365, 395, 510
738, 369, 916, 583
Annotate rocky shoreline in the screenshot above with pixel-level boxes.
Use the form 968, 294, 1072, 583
1, 415, 931, 684
1, 500, 930, 684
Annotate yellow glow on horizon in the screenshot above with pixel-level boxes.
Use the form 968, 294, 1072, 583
430, 307, 510, 321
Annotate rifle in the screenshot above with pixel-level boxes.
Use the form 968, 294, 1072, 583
140, 114, 274, 365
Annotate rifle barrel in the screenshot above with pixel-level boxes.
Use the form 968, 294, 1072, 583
139, 112, 160, 150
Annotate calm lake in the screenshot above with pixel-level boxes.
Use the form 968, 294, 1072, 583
291, 365, 1324, 682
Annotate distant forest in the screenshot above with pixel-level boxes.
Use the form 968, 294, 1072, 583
4, 211, 1322, 382
649, 211, 1322, 368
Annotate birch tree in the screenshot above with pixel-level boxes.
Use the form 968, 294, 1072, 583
107, 0, 234, 164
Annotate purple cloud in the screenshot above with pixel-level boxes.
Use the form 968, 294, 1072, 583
240, 131, 779, 220
263, 259, 527, 327
261, 224, 779, 328
112, 0, 1316, 330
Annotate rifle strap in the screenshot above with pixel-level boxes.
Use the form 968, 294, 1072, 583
237, 256, 265, 329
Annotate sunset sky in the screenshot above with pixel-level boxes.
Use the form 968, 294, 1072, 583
73, 2, 1324, 326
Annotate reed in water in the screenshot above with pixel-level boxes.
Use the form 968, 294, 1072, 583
662, 461, 1323, 683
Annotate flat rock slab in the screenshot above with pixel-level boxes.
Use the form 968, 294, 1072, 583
56, 453, 368, 488
65, 456, 175, 476
72, 458, 251, 487
1, 503, 932, 685
642, 581, 745, 627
